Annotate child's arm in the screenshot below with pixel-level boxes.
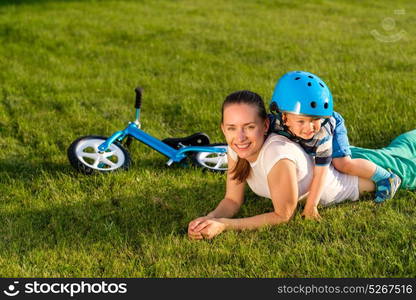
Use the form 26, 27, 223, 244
301, 164, 329, 220
302, 118, 334, 220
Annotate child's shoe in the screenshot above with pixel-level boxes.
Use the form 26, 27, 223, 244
374, 173, 401, 203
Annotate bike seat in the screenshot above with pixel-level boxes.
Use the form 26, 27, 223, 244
162, 132, 210, 149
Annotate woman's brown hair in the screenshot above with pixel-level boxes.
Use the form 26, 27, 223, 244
221, 90, 268, 183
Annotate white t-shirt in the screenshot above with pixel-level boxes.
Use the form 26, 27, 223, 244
228, 134, 359, 206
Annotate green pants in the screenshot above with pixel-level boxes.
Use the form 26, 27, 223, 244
350, 129, 416, 190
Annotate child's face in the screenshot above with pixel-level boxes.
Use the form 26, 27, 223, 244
283, 113, 323, 140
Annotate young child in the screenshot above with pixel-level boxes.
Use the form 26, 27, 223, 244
268, 71, 401, 220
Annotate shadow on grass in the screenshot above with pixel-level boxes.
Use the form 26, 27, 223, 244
0, 0, 96, 6
0, 158, 70, 180
0, 178, 227, 259
0, 157, 226, 252
0, 155, 179, 180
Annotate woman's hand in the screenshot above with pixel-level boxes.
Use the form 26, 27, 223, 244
301, 206, 322, 221
198, 219, 227, 239
188, 217, 226, 240
188, 216, 212, 240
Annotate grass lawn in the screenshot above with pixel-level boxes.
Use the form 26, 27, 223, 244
0, 0, 415, 277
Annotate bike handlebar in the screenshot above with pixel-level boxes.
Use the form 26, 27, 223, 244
135, 87, 142, 109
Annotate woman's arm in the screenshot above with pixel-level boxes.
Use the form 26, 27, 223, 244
220, 158, 298, 229
207, 154, 246, 218
192, 159, 299, 239
188, 154, 245, 239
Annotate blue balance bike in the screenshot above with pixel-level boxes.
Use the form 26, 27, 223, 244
67, 87, 228, 174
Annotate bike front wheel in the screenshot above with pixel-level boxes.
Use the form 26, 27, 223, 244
191, 143, 228, 172
67, 135, 131, 174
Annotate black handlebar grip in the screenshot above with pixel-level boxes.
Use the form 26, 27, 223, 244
134, 87, 142, 109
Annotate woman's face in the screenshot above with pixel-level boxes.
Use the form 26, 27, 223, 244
221, 103, 269, 162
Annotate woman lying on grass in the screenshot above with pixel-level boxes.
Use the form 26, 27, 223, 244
188, 90, 416, 240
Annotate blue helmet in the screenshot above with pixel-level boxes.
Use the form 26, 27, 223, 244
269, 71, 333, 118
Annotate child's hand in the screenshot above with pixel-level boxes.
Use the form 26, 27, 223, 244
301, 206, 322, 221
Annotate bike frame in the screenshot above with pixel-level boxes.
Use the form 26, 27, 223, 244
97, 122, 227, 166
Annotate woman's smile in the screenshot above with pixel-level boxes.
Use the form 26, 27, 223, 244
234, 142, 251, 150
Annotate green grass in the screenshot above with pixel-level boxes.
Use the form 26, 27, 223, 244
1, 0, 416, 277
